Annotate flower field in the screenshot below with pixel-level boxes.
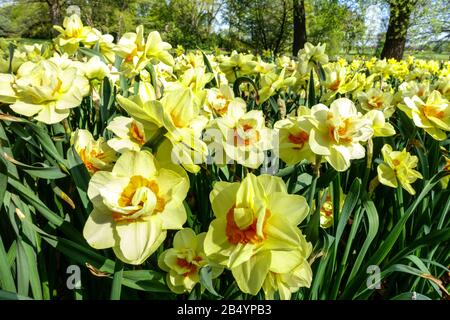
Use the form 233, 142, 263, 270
0, 14, 449, 300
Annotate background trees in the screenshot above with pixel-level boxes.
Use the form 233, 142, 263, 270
0, 0, 448, 58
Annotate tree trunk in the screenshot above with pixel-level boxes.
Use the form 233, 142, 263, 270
380, 0, 416, 60
292, 0, 307, 56
49, 0, 62, 27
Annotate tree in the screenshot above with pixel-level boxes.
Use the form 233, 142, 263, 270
292, 0, 307, 56
224, 0, 293, 55
380, 0, 417, 60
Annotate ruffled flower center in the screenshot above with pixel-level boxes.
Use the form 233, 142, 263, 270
225, 205, 270, 245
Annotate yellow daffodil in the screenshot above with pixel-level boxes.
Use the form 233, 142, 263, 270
435, 75, 450, 100
274, 106, 315, 165
106, 116, 153, 152
322, 64, 358, 101
118, 86, 208, 173
258, 68, 296, 104
254, 57, 276, 75
377, 144, 423, 195
440, 155, 450, 189
113, 25, 149, 78
0, 59, 89, 124
158, 228, 223, 293
88, 29, 116, 63
165, 66, 213, 108
219, 51, 257, 82
262, 249, 312, 300
363, 110, 396, 137
307, 98, 373, 171
204, 173, 311, 296
81, 56, 110, 81
400, 90, 450, 141
71, 129, 117, 174
145, 30, 174, 66
83, 150, 189, 265
114, 26, 172, 78
53, 14, 98, 55
204, 84, 246, 118
318, 187, 345, 229
357, 88, 395, 118
214, 109, 272, 169
297, 42, 329, 75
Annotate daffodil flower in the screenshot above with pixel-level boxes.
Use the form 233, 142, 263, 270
114, 26, 173, 78
106, 116, 153, 152
117, 85, 209, 173
204, 84, 247, 118
316, 186, 345, 229
297, 42, 328, 75
0, 59, 89, 124
440, 155, 450, 189
274, 106, 315, 165
83, 150, 189, 265
307, 98, 373, 171
54, 14, 98, 55
400, 90, 449, 141
363, 110, 396, 137
322, 64, 358, 101
204, 173, 311, 295
262, 249, 312, 300
377, 144, 423, 195
71, 129, 117, 174
80, 56, 110, 81
258, 68, 296, 104
357, 88, 395, 118
158, 228, 223, 293
219, 51, 257, 82
214, 109, 272, 169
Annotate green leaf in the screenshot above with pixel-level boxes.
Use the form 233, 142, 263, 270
1, 152, 66, 179
333, 178, 361, 258
120, 270, 170, 293
79, 47, 107, 63
200, 50, 218, 87
0, 235, 16, 292
145, 64, 158, 94
67, 147, 92, 216
110, 260, 123, 300
391, 292, 431, 300
347, 197, 379, 282
341, 171, 448, 299
0, 289, 32, 300
7, 177, 83, 242
307, 70, 316, 107
16, 239, 30, 297
233, 77, 260, 105
0, 158, 8, 209
314, 61, 326, 82
199, 266, 222, 298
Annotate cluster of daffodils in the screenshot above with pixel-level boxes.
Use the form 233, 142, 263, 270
0, 14, 449, 299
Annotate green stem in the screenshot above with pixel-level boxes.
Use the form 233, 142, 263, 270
363, 139, 373, 190
395, 186, 406, 249
330, 207, 363, 299
143, 127, 167, 152
110, 260, 123, 300
332, 172, 341, 234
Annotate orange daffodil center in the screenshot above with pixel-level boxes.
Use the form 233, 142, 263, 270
401, 90, 450, 141
204, 173, 312, 297
83, 150, 189, 265
225, 206, 270, 245
158, 228, 223, 294
377, 144, 423, 195
307, 98, 373, 171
